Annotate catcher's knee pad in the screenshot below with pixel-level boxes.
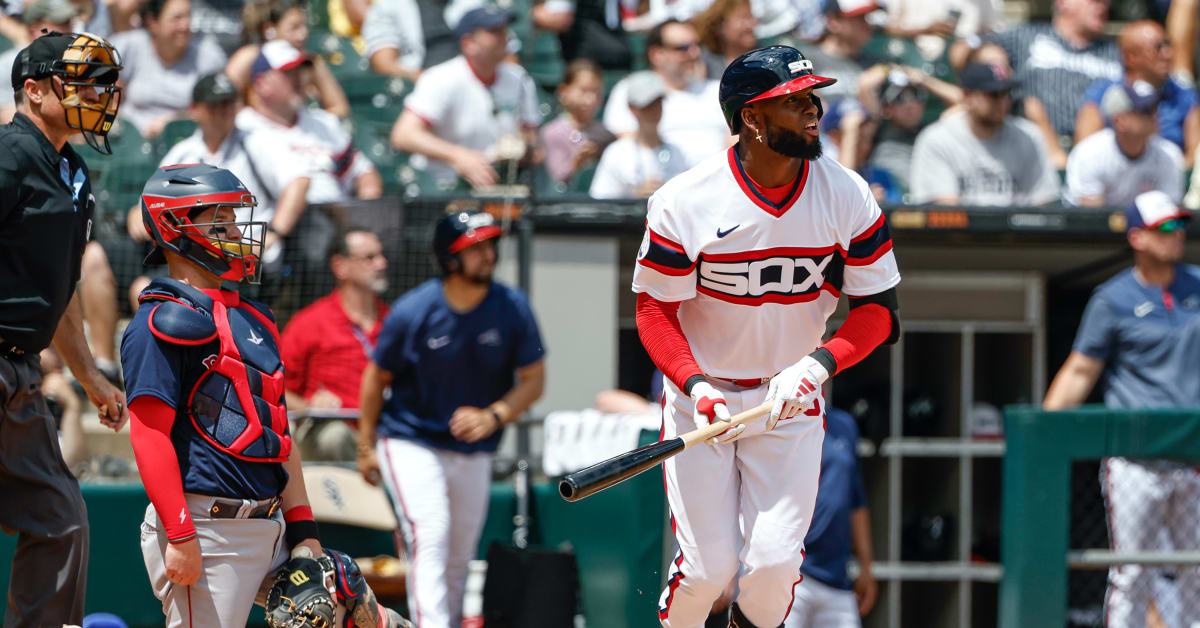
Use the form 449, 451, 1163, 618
728, 603, 782, 628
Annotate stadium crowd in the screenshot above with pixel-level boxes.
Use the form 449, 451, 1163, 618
0, 0, 1196, 209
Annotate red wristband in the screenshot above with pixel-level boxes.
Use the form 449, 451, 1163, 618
284, 506, 315, 523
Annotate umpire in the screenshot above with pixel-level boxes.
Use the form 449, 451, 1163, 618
0, 31, 127, 626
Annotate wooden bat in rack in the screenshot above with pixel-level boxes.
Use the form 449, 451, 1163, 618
558, 400, 773, 502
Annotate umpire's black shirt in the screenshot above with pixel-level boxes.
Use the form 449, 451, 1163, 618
0, 113, 95, 353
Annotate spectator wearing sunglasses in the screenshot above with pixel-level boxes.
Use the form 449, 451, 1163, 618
1075, 20, 1199, 167
601, 19, 729, 167
1065, 82, 1184, 208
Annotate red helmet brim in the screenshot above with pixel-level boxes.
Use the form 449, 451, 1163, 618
746, 74, 838, 104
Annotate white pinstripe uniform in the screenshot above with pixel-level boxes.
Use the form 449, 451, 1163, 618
632, 146, 899, 627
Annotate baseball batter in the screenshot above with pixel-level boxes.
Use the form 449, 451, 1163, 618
123, 164, 411, 628
632, 46, 901, 627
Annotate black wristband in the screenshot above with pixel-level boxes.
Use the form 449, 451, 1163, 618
808, 347, 838, 376
285, 519, 320, 549
490, 408, 504, 427
683, 374, 707, 396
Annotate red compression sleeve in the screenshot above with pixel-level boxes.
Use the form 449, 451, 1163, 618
636, 293, 704, 393
821, 303, 893, 375
129, 396, 195, 543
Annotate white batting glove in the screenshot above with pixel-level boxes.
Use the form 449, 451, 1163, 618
765, 356, 830, 431
690, 381, 743, 445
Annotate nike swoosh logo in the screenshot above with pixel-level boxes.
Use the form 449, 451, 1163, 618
717, 225, 739, 238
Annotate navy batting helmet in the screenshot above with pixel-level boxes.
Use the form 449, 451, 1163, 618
433, 209, 502, 273
142, 164, 264, 283
719, 45, 836, 134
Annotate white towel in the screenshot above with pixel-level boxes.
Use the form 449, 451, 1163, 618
542, 409, 661, 476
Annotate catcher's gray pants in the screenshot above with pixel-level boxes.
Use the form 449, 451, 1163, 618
141, 495, 286, 627
0, 351, 89, 627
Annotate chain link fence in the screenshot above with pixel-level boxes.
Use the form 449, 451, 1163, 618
1068, 458, 1200, 628
92, 196, 501, 326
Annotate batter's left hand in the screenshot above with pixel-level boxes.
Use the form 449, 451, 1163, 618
449, 406, 499, 443
82, 372, 128, 431
765, 356, 828, 431
854, 570, 878, 615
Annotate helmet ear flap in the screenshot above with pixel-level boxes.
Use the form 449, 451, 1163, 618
813, 93, 824, 120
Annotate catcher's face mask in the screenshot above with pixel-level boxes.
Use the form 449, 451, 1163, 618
52, 32, 123, 155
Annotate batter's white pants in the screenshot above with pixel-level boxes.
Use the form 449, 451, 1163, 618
783, 577, 861, 628
377, 437, 490, 628
658, 379, 825, 628
1103, 457, 1200, 628
140, 495, 287, 628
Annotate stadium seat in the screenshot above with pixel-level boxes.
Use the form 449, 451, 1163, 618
90, 121, 159, 214
156, 119, 198, 157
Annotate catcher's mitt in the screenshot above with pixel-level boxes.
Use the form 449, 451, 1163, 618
266, 556, 336, 628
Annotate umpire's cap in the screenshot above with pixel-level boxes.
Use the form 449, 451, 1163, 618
433, 209, 502, 273
719, 45, 836, 134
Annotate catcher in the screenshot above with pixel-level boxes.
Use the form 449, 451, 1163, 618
123, 163, 411, 627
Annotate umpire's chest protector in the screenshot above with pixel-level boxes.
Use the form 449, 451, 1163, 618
141, 278, 292, 462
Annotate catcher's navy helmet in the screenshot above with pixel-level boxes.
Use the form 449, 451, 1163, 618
719, 45, 837, 133
433, 209, 502, 273
141, 164, 264, 283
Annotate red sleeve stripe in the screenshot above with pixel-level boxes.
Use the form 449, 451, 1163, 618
850, 214, 887, 243
404, 107, 434, 127
847, 217, 893, 264
846, 240, 893, 267
648, 229, 686, 253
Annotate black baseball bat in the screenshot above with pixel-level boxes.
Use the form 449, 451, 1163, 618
558, 401, 772, 502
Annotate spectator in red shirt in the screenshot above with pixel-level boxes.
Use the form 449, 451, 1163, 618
281, 227, 390, 460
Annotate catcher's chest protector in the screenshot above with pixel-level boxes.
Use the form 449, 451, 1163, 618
141, 278, 292, 462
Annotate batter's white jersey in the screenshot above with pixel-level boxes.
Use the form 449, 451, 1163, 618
632, 147, 901, 379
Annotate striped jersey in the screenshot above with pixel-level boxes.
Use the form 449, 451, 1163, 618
631, 146, 900, 379
986, 23, 1121, 137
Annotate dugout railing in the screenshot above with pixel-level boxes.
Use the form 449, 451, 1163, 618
1000, 406, 1200, 627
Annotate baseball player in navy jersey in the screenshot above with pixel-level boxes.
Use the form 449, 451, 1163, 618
356, 209, 546, 628
124, 164, 412, 628
633, 46, 901, 628
1044, 190, 1200, 627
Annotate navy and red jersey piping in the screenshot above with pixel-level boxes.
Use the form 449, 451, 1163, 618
847, 214, 893, 266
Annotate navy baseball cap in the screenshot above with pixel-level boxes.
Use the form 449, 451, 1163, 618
454, 6, 514, 38
1125, 190, 1192, 231
960, 63, 1017, 92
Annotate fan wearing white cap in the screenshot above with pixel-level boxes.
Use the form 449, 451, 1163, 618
236, 40, 382, 249
1045, 190, 1200, 627
589, 71, 688, 199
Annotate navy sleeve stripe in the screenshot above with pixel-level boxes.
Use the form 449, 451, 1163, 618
848, 216, 892, 264
638, 229, 695, 276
